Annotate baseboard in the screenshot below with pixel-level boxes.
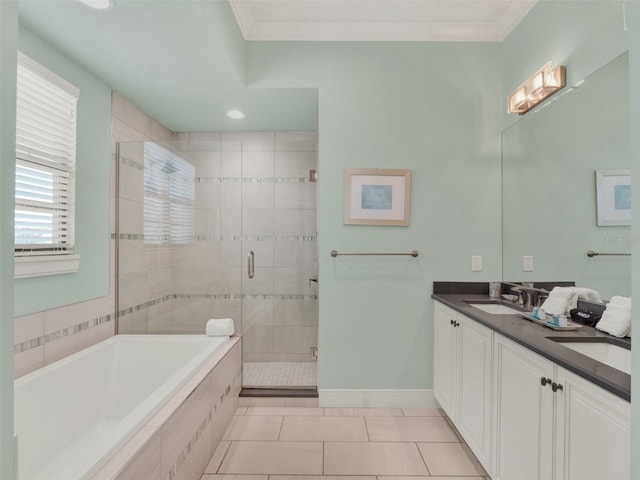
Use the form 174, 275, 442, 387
318, 389, 436, 408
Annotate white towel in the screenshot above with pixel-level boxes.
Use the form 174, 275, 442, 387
540, 287, 578, 315
571, 287, 603, 310
596, 303, 631, 338
206, 318, 234, 337
540, 286, 604, 315
610, 295, 631, 306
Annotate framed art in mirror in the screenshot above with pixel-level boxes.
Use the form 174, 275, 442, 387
596, 169, 631, 226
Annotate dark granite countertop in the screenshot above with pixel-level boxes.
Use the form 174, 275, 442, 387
432, 292, 631, 402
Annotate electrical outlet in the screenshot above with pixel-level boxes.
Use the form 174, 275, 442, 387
472, 255, 482, 272
523, 255, 534, 272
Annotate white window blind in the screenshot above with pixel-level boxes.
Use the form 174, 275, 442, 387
144, 143, 195, 245
15, 53, 79, 254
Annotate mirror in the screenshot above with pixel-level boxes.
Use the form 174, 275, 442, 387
502, 52, 630, 299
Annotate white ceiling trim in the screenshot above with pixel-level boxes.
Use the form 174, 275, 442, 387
229, 0, 538, 42
494, 0, 537, 40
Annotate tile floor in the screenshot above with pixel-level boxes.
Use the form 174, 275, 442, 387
243, 362, 317, 388
200, 406, 489, 479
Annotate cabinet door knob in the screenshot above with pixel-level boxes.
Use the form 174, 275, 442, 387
450, 319, 455, 326
540, 377, 552, 387
552, 382, 564, 393
454, 321, 460, 327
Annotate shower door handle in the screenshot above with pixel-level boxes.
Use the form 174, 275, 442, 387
248, 250, 255, 279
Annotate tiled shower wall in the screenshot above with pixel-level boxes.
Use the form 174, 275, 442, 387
13, 93, 173, 378
118, 131, 319, 363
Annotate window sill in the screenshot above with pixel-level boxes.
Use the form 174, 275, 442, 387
15, 254, 80, 279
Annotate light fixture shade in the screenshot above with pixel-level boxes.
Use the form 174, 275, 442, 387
508, 62, 566, 115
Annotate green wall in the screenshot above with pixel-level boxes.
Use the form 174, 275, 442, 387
247, 42, 503, 390
0, 2, 17, 478
628, 2, 640, 478
13, 27, 112, 317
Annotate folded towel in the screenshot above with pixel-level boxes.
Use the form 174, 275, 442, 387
610, 295, 631, 306
540, 287, 578, 315
206, 318, 234, 337
596, 303, 631, 338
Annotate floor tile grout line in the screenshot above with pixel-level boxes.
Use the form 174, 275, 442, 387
277, 414, 284, 440
214, 440, 232, 474
364, 415, 372, 442
415, 439, 432, 476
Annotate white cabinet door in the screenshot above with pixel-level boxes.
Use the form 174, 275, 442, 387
555, 367, 630, 480
457, 317, 493, 469
433, 302, 457, 419
492, 335, 555, 480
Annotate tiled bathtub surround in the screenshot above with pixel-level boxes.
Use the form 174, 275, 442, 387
93, 338, 241, 480
117, 131, 319, 364
13, 296, 115, 378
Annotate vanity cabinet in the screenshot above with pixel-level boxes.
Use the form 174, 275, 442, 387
433, 302, 493, 470
492, 334, 630, 480
554, 367, 630, 480
433, 301, 630, 480
492, 334, 555, 480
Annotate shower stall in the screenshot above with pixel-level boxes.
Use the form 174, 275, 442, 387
116, 131, 318, 390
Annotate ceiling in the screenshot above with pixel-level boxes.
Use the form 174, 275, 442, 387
229, 0, 537, 42
16, 0, 536, 133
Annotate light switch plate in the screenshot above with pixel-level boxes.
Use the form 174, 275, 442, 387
523, 255, 534, 272
472, 255, 482, 272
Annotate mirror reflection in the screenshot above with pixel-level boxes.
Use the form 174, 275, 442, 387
502, 52, 630, 299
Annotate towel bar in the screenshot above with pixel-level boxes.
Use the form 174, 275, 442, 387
586, 250, 631, 257
330, 250, 419, 257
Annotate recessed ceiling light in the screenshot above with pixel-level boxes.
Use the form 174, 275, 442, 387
77, 0, 114, 10
226, 110, 245, 120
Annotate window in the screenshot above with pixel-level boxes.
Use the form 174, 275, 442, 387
143, 143, 195, 245
14, 53, 80, 277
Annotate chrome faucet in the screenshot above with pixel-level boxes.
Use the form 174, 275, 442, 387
511, 287, 533, 309
502, 282, 548, 310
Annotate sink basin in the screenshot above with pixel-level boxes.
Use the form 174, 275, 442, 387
467, 303, 522, 315
549, 338, 631, 374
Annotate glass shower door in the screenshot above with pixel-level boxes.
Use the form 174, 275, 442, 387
239, 132, 319, 389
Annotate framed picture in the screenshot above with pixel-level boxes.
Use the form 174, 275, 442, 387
596, 169, 631, 226
344, 168, 411, 226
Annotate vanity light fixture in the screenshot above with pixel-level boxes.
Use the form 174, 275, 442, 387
507, 62, 566, 115
77, 0, 114, 10
226, 109, 245, 120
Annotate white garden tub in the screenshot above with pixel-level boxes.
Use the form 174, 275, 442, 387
14, 334, 241, 480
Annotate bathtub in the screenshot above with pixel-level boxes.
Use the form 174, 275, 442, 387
14, 334, 241, 480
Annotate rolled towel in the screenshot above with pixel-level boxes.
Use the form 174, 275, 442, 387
206, 318, 234, 337
540, 287, 578, 315
596, 303, 631, 338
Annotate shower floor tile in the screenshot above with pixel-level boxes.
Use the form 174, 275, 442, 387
243, 361, 317, 388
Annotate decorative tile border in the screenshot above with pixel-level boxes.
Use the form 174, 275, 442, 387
116, 234, 317, 242
196, 176, 313, 184
15, 294, 317, 355
13, 313, 113, 354
119, 155, 144, 171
